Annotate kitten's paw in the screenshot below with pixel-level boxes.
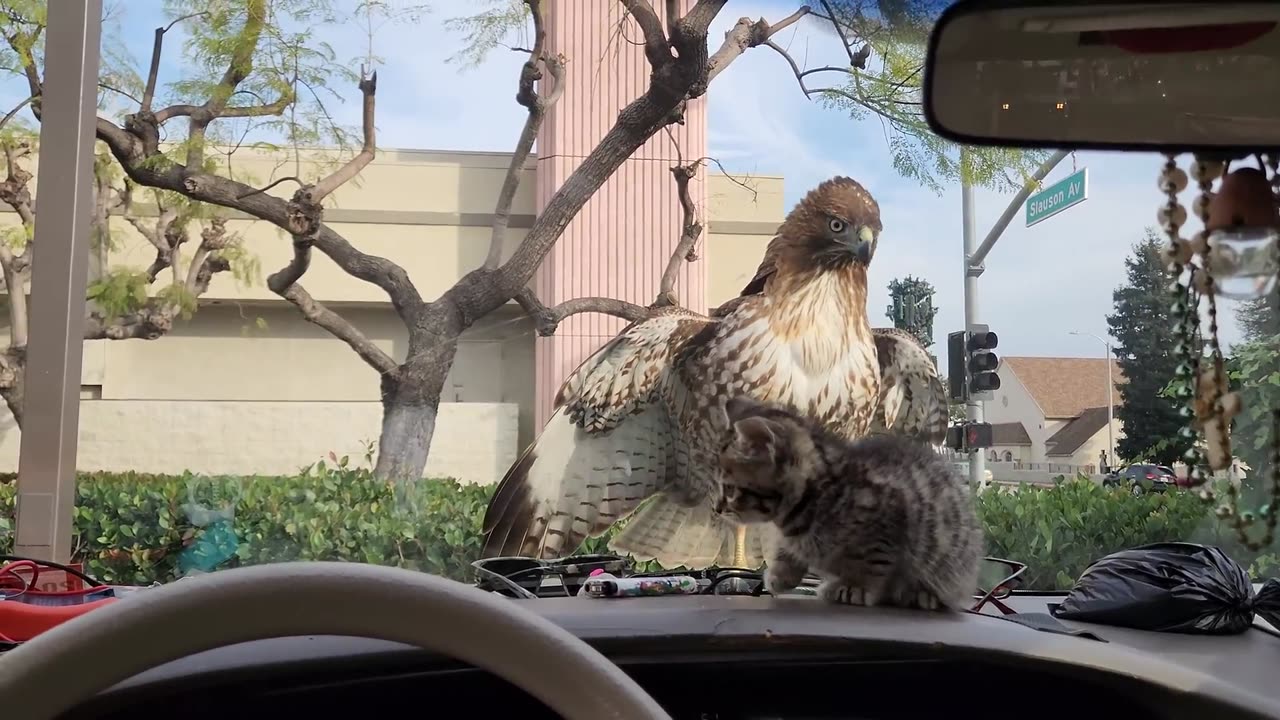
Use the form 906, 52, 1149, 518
818, 582, 874, 606
764, 567, 801, 596
913, 590, 942, 611
888, 584, 945, 611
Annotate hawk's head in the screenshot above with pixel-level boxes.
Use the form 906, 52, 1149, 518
777, 176, 882, 269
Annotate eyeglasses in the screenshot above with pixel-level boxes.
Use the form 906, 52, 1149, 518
970, 556, 1028, 615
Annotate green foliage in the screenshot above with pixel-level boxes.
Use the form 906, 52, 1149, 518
817, 0, 1048, 193
85, 269, 154, 319
1227, 335, 1279, 507
0, 223, 33, 254
0, 465, 493, 585
442, 0, 528, 68
2, 470, 1275, 590
885, 275, 937, 348
979, 477, 1218, 590
1106, 228, 1191, 465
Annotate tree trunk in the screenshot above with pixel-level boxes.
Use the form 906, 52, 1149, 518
373, 339, 455, 482
0, 346, 25, 429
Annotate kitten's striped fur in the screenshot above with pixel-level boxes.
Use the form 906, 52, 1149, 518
712, 395, 984, 611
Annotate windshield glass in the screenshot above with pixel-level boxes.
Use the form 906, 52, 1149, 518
0, 1, 1275, 602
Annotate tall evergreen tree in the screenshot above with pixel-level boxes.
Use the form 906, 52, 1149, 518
1107, 229, 1192, 464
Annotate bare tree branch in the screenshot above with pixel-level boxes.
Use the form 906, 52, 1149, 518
147, 0, 293, 169
266, 239, 399, 377
485, 0, 565, 270
654, 158, 704, 308
0, 95, 35, 135
306, 72, 377, 202
620, 0, 672, 68
818, 0, 859, 66
515, 287, 649, 337
142, 11, 211, 112
707, 6, 812, 83
764, 40, 903, 127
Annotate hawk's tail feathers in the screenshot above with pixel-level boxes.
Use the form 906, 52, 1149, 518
480, 405, 671, 560
924, 374, 950, 446
609, 496, 774, 570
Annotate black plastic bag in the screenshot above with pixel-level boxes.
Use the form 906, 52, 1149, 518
1050, 542, 1280, 635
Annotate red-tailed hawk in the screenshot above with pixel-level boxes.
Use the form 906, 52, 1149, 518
481, 176, 948, 569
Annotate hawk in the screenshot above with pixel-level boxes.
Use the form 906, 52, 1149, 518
481, 176, 948, 569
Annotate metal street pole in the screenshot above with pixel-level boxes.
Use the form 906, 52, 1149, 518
12, 1, 103, 562
1070, 330, 1115, 465
961, 167, 984, 490
960, 149, 1070, 490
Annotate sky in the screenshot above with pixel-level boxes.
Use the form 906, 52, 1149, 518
0, 0, 1248, 359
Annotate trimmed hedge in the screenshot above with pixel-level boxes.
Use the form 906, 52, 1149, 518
0, 462, 1275, 590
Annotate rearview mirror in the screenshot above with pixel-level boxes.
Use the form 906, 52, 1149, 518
924, 0, 1280, 152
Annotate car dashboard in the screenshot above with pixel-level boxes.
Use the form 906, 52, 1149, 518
56, 594, 1280, 720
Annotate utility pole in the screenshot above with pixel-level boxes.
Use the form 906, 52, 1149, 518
1070, 330, 1116, 465
959, 148, 1070, 490
961, 172, 985, 490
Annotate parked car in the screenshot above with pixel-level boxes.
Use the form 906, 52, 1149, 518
950, 460, 994, 490
1103, 464, 1185, 496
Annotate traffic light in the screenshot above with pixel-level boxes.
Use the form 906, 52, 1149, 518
965, 422, 994, 449
946, 422, 994, 451
948, 326, 1001, 401
966, 324, 1000, 400
947, 330, 967, 402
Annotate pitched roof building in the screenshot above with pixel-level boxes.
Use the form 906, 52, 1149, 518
980, 356, 1126, 469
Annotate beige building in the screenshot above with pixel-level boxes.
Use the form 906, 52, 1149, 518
0, 147, 785, 485
981, 356, 1126, 478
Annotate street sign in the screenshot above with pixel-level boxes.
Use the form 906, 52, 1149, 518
1025, 167, 1088, 227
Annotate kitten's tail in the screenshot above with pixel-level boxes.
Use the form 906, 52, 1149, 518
609, 495, 775, 570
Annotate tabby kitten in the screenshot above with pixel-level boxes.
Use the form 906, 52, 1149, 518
711, 396, 984, 611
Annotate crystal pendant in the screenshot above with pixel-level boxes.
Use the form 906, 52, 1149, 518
1206, 226, 1279, 299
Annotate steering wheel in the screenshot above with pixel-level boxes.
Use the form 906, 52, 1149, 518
0, 562, 672, 720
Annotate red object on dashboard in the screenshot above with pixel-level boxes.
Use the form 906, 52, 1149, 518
0, 559, 119, 644
1102, 22, 1276, 54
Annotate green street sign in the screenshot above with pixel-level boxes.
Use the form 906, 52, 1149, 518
1026, 168, 1088, 227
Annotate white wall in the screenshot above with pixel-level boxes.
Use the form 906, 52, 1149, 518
1049, 418, 1124, 469
0, 400, 517, 485
981, 364, 1053, 462
985, 445, 1033, 464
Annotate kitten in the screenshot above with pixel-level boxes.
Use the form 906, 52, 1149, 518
711, 396, 984, 611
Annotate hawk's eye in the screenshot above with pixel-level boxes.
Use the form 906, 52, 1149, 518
828, 218, 846, 234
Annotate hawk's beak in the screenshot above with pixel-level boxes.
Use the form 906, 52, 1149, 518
850, 225, 875, 264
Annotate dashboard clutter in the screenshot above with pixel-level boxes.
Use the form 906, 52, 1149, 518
1, 556, 119, 645
579, 571, 700, 598
1050, 542, 1279, 635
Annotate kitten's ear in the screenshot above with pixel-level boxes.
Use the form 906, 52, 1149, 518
732, 417, 780, 460
726, 395, 764, 423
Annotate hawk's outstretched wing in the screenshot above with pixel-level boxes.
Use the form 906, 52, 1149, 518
481, 307, 712, 560
868, 327, 949, 445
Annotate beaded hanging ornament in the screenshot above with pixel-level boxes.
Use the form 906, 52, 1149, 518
1158, 154, 1280, 552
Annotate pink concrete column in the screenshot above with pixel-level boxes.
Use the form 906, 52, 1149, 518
533, 0, 708, 424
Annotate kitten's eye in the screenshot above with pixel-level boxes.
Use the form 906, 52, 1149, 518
828, 218, 846, 234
